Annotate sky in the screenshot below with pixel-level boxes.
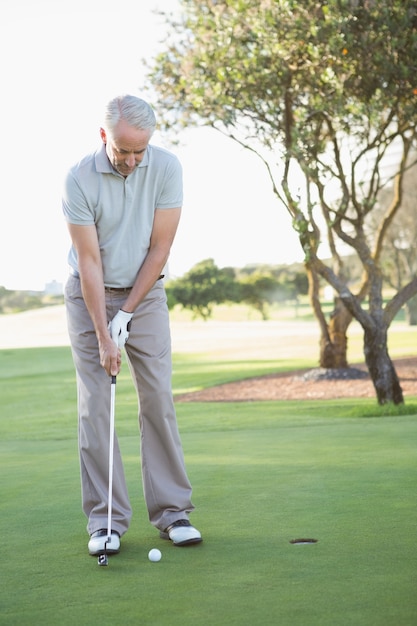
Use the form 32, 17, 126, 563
0, 0, 302, 291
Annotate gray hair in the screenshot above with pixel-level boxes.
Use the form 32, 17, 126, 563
103, 94, 156, 136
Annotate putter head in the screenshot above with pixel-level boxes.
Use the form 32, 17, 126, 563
97, 536, 111, 566
97, 553, 108, 566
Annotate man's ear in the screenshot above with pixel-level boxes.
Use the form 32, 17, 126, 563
100, 127, 107, 144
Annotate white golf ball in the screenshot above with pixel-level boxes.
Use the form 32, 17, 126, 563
148, 548, 162, 562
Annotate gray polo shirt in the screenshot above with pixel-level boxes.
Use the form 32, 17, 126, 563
63, 143, 183, 287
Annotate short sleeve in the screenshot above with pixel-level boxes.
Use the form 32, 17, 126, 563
155, 155, 183, 209
62, 170, 95, 225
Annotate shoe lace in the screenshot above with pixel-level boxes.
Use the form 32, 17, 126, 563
168, 519, 190, 530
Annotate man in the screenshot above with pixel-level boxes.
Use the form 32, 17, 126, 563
63, 94, 202, 556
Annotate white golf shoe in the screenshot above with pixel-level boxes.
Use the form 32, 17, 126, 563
160, 520, 202, 546
88, 529, 120, 556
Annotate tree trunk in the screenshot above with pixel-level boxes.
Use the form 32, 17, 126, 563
405, 294, 417, 325
321, 298, 352, 368
363, 326, 404, 404
307, 266, 351, 368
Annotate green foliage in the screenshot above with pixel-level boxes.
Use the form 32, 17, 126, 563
239, 263, 309, 296
0, 286, 63, 314
149, 0, 417, 139
148, 0, 417, 401
147, 0, 417, 284
238, 272, 281, 320
165, 284, 178, 310
168, 258, 238, 319
167, 259, 308, 320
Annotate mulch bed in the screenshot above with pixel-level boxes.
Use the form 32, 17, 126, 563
175, 357, 417, 402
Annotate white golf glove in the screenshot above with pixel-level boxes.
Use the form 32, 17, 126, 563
109, 309, 133, 348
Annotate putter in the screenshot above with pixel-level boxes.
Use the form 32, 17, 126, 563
98, 374, 117, 567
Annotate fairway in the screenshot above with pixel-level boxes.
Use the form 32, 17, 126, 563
1, 311, 416, 625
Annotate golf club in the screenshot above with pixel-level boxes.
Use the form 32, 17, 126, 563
98, 374, 117, 567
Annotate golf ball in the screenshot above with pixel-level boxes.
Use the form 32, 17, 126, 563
148, 548, 162, 562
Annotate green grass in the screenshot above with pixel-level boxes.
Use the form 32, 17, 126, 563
0, 345, 416, 625
171, 354, 308, 395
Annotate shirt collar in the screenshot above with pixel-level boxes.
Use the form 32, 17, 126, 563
95, 143, 150, 175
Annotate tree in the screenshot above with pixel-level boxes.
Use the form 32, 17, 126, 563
239, 263, 309, 300
238, 272, 281, 320
0, 286, 58, 314
147, 0, 417, 404
169, 258, 237, 319
377, 162, 417, 325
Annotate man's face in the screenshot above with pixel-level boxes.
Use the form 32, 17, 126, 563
100, 119, 151, 177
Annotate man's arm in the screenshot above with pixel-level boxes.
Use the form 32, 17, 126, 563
121, 207, 181, 313
67, 223, 121, 376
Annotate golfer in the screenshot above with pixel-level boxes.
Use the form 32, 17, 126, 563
63, 94, 202, 556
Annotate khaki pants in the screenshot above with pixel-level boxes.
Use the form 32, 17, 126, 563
64, 274, 194, 537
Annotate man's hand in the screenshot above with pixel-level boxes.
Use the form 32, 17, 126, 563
109, 309, 134, 348
99, 335, 121, 376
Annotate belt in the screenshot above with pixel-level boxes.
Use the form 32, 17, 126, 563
104, 286, 133, 293
69, 266, 164, 286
